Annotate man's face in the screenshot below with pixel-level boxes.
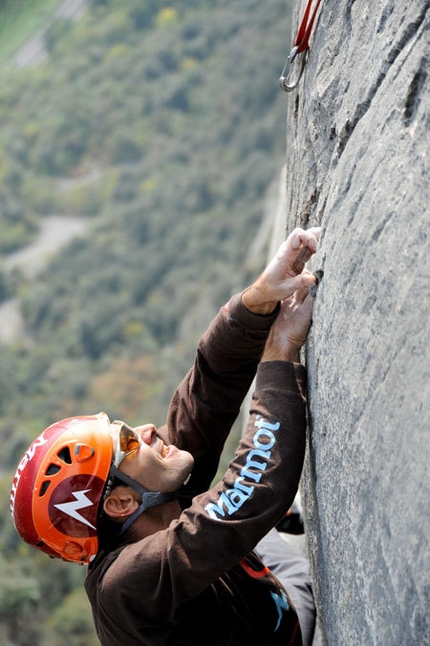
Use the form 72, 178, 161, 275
115, 424, 194, 493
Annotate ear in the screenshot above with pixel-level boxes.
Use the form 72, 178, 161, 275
103, 485, 140, 520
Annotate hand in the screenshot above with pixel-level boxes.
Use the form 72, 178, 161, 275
242, 227, 321, 315
261, 281, 315, 363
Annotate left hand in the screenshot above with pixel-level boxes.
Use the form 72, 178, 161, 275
242, 227, 321, 315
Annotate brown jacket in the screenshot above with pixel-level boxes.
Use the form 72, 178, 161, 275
85, 293, 307, 645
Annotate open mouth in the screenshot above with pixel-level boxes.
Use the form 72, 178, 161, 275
155, 436, 171, 459
150, 433, 176, 459
161, 443, 178, 459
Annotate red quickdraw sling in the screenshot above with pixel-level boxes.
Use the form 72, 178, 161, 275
279, 0, 323, 92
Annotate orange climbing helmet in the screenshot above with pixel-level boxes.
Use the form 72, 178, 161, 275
10, 412, 113, 564
10, 412, 179, 564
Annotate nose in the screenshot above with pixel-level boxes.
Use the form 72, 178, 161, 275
134, 424, 157, 446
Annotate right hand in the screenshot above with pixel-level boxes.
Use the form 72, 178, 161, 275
260, 281, 315, 363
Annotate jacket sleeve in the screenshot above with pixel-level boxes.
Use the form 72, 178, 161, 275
160, 292, 280, 497
100, 360, 308, 619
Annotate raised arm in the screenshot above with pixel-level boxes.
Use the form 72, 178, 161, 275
164, 227, 321, 495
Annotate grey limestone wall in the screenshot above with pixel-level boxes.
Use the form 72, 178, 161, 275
283, 1, 430, 644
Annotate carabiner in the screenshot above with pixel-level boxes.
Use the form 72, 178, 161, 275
279, 46, 308, 92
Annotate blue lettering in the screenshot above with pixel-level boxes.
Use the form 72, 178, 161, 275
225, 487, 249, 509
234, 476, 254, 496
205, 491, 237, 519
241, 448, 271, 482
254, 429, 275, 451
255, 416, 281, 432
270, 589, 290, 631
204, 416, 280, 520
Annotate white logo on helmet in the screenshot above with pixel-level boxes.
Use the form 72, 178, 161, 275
10, 433, 49, 518
54, 489, 96, 530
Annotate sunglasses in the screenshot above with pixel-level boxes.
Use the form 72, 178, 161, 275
110, 420, 142, 468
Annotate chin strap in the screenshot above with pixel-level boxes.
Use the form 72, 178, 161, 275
108, 465, 178, 535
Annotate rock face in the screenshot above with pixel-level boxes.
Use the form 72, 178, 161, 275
283, 1, 430, 644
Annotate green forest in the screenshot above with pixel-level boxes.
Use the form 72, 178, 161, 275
0, 0, 293, 643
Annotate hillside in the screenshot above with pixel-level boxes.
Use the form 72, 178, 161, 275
0, 1, 293, 644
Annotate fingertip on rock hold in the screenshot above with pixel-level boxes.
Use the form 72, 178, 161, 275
310, 270, 324, 298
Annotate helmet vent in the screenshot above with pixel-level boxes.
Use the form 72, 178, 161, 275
57, 447, 72, 464
46, 463, 61, 475
39, 481, 51, 496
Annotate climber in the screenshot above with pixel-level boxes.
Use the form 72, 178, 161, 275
10, 226, 320, 646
